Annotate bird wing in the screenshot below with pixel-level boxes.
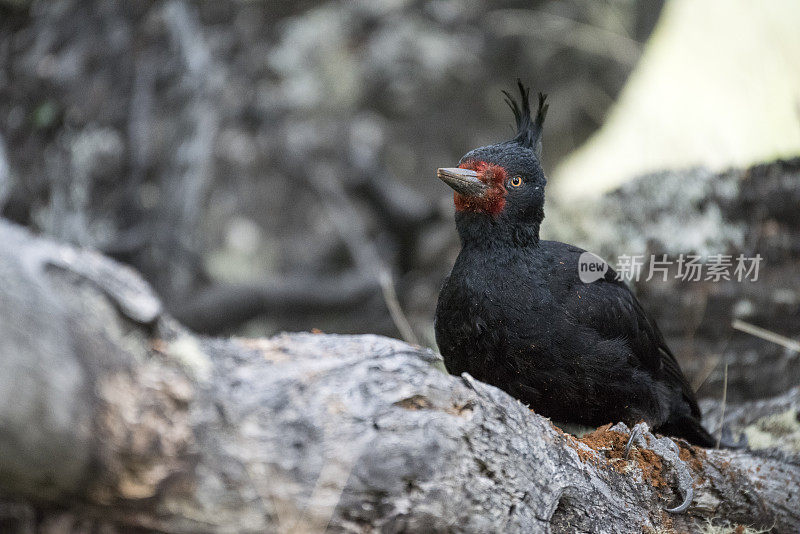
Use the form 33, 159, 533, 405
560, 264, 702, 419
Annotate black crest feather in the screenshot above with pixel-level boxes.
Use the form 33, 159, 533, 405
501, 79, 548, 158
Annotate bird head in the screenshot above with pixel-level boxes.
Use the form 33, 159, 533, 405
438, 80, 548, 244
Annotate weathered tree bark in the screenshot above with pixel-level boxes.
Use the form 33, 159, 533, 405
548, 158, 800, 404
0, 219, 798, 533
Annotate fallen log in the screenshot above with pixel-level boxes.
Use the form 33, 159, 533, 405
0, 220, 797, 533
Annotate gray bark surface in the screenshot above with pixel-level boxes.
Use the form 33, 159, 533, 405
0, 219, 798, 533
548, 159, 800, 404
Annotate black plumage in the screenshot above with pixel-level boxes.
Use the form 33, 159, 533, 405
434, 80, 716, 447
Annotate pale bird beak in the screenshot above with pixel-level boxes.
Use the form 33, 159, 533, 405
437, 168, 489, 197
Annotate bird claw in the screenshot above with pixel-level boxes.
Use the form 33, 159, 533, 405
624, 423, 645, 459
613, 423, 695, 514
625, 425, 641, 460
659, 437, 694, 514
665, 484, 693, 514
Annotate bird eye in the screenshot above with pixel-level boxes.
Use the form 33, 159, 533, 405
509, 176, 523, 187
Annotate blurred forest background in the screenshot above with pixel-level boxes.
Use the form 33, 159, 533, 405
1, 0, 799, 405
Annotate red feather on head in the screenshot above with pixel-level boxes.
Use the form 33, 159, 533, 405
453, 160, 508, 215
